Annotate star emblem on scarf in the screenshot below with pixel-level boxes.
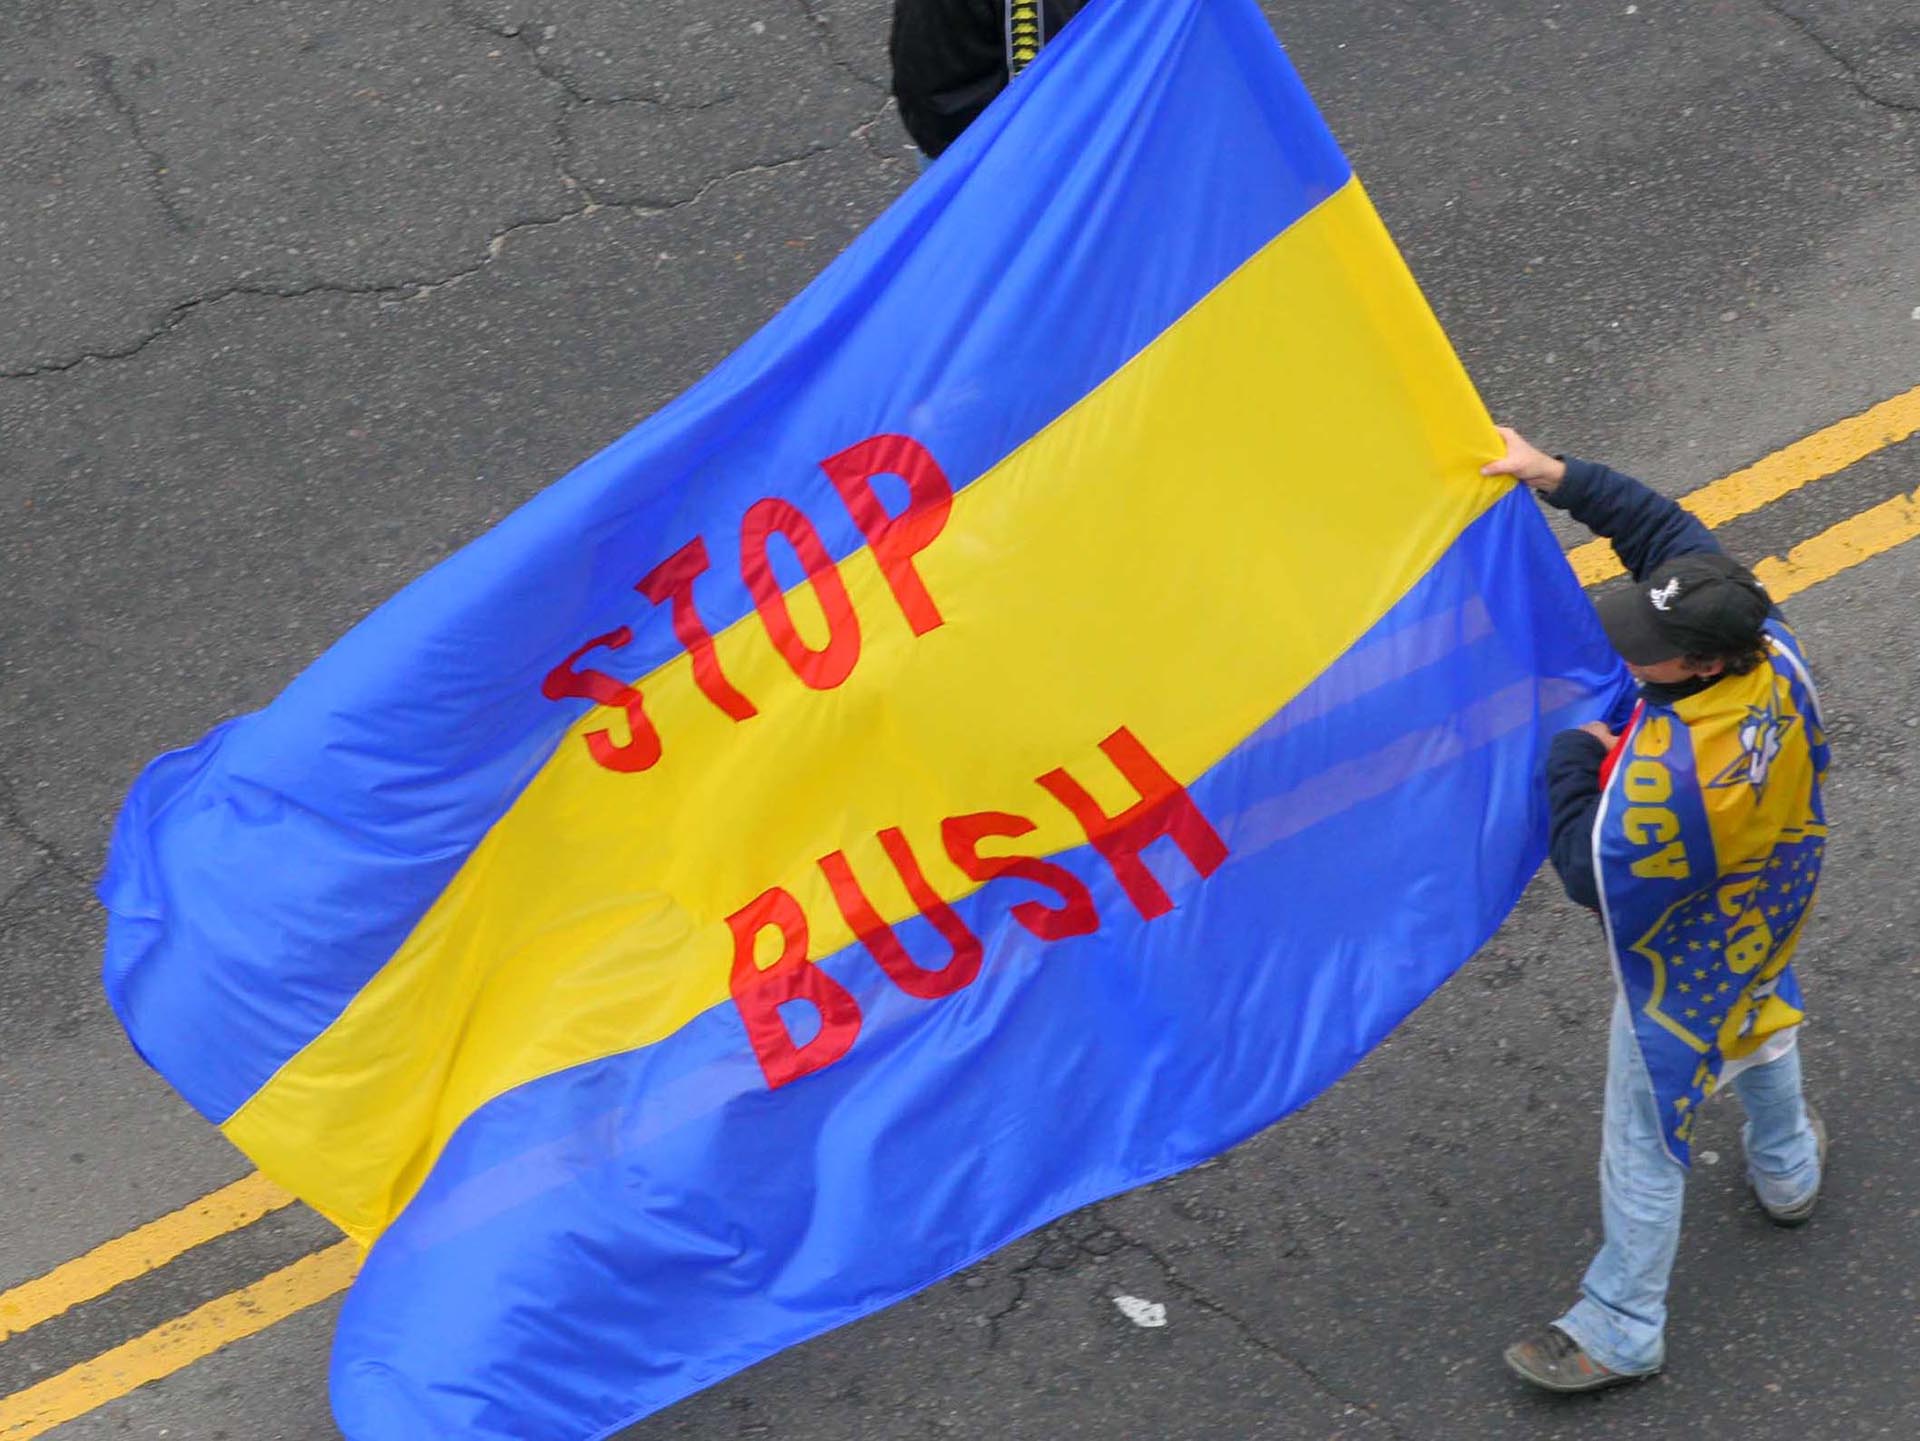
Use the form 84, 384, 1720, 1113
1707, 692, 1794, 797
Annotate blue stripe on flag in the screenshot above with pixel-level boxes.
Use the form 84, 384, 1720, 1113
328, 491, 1627, 1440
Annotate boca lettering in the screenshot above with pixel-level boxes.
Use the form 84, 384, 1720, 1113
1622, 807, 1679, 845
1622, 759, 1671, 804
1619, 734, 1689, 880
1723, 914, 1774, 974
1630, 841, 1691, 881
1634, 715, 1673, 758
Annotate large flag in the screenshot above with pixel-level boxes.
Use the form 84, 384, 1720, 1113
100, 0, 1628, 1435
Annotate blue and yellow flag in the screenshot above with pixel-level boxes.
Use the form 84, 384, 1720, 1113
100, 0, 1626, 1435
1596, 619, 1828, 1162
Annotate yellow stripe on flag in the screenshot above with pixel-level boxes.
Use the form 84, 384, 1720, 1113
224, 178, 1506, 1241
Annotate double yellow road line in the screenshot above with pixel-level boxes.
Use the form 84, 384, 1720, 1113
1566, 384, 1920, 591
0, 1238, 359, 1439
2, 383, 1917, 1439
0, 1175, 356, 1438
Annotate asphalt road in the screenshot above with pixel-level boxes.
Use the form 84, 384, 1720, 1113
2, 1, 1917, 1438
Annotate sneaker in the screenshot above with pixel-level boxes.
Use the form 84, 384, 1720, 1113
1503, 1325, 1656, 1394
1758, 1102, 1828, 1227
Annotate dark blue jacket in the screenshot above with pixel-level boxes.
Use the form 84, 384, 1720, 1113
1540, 458, 1725, 909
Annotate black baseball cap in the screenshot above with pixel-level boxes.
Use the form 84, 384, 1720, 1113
1594, 552, 1772, 665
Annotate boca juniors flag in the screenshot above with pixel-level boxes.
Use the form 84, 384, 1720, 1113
99, 0, 1628, 1435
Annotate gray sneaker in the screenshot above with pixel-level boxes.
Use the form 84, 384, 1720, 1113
1504, 1325, 1657, 1394
1758, 1102, 1828, 1227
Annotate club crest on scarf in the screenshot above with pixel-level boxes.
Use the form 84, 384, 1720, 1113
1707, 692, 1794, 796
1596, 620, 1828, 1162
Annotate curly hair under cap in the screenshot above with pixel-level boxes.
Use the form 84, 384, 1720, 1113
1682, 638, 1770, 677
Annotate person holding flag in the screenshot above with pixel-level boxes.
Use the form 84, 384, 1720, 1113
890, 0, 1090, 160
1483, 429, 1831, 1393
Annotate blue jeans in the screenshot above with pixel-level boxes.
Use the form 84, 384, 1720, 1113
1555, 996, 1821, 1374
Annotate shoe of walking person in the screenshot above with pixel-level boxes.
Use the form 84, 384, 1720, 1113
1504, 1324, 1658, 1394
1756, 1102, 1828, 1227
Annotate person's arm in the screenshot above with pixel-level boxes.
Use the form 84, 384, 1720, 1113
1544, 726, 1609, 910
1481, 427, 1723, 581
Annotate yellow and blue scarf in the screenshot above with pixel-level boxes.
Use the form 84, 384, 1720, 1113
1595, 619, 1828, 1163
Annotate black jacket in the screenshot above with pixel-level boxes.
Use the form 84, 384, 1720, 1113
890, 0, 1089, 158
1539, 458, 1728, 910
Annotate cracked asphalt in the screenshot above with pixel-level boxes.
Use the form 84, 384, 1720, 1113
2, 1, 1917, 1438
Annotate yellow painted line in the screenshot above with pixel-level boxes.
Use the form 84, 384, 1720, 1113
0, 1174, 295, 1344
1570, 383, 1920, 585
1756, 484, 1920, 600
0, 1241, 359, 1441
